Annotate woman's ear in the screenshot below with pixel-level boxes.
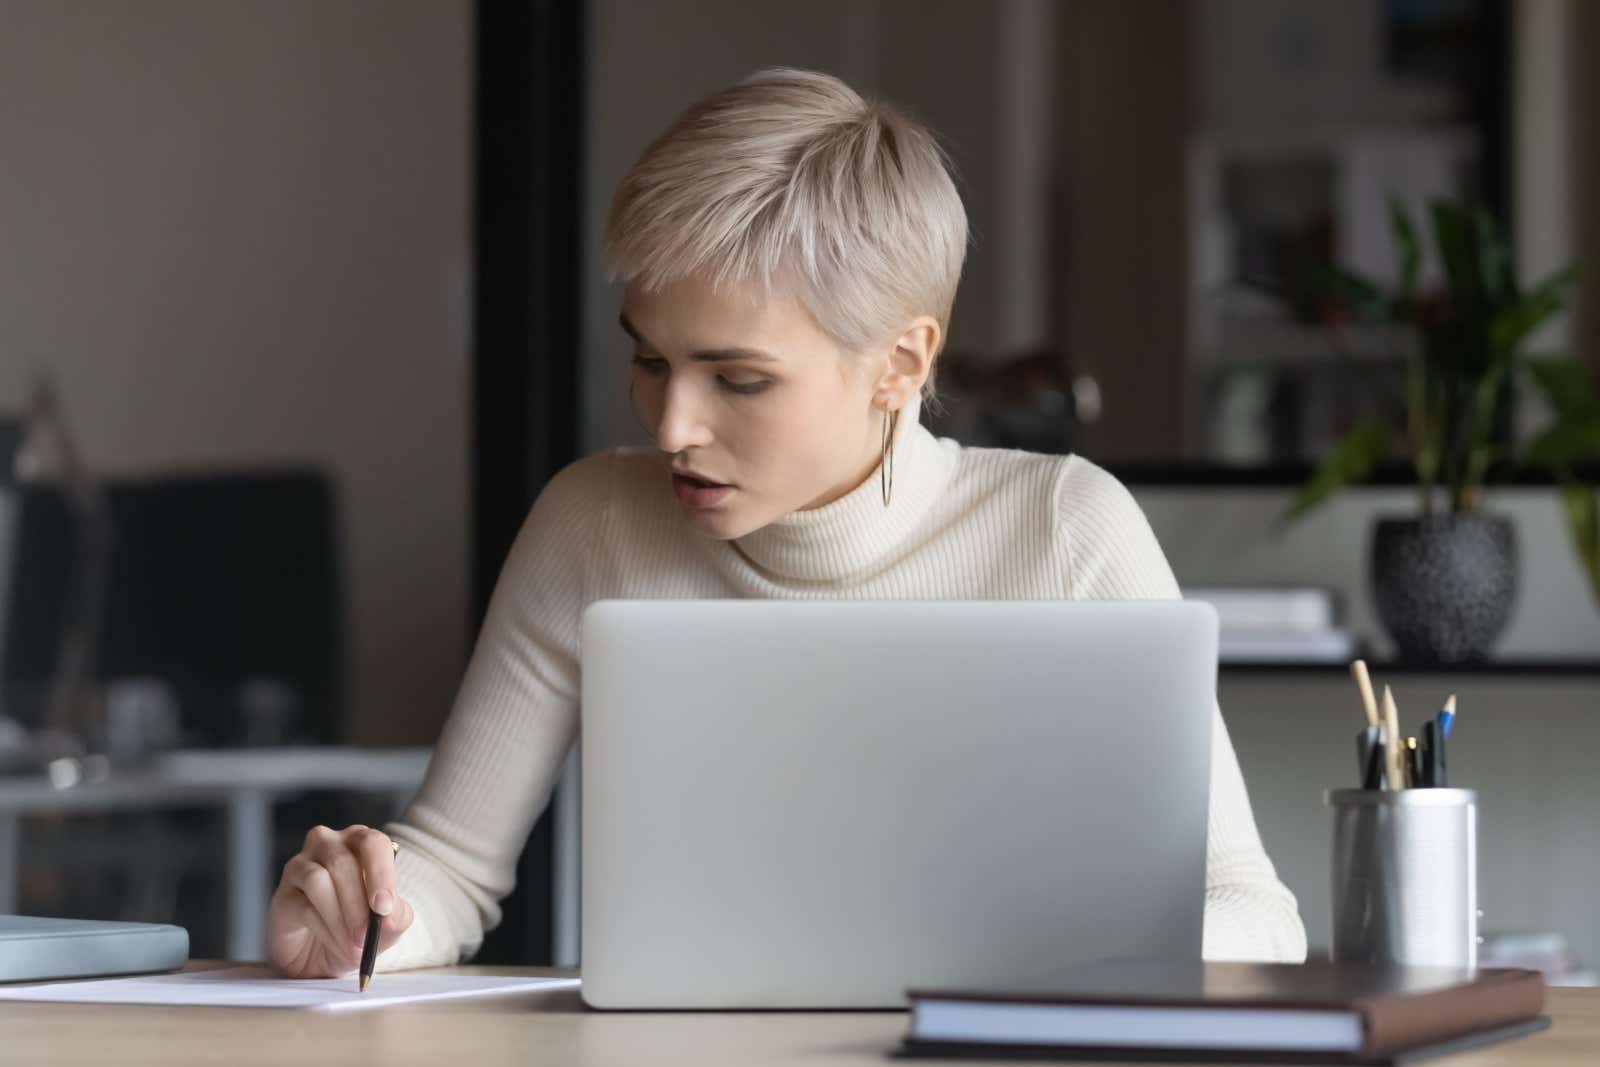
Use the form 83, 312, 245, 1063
874, 316, 941, 409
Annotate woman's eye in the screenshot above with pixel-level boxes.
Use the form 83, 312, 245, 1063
630, 354, 766, 394
719, 377, 771, 396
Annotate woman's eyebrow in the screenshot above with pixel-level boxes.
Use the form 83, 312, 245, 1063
618, 312, 780, 364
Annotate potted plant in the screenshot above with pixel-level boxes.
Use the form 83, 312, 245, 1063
1283, 198, 1598, 662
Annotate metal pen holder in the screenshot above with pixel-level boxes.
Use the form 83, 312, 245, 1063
1326, 788, 1478, 968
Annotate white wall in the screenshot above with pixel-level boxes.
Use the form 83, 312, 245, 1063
0, 1, 472, 744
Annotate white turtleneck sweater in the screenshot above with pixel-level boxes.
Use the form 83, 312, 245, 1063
380, 415, 1308, 971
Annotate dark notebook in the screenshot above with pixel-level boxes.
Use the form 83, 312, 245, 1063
901, 959, 1548, 1065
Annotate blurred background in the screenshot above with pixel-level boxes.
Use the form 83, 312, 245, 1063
2, 0, 1597, 982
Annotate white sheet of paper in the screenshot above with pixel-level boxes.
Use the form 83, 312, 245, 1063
0, 966, 580, 1011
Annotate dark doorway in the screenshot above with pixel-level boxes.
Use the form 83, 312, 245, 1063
470, 0, 585, 965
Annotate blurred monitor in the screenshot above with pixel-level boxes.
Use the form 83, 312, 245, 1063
0, 470, 342, 745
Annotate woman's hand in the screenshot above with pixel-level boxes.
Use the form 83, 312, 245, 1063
266, 824, 414, 978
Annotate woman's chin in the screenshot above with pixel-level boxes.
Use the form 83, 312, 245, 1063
680, 501, 763, 541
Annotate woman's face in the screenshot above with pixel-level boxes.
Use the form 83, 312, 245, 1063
621, 275, 923, 540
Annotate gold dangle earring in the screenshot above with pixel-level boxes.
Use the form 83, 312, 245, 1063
880, 406, 899, 508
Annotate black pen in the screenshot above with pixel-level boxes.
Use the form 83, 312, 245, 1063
1421, 721, 1437, 787
1364, 729, 1387, 790
358, 840, 400, 992
1357, 726, 1382, 790
358, 911, 382, 992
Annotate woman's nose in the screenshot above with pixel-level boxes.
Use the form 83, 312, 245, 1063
654, 384, 713, 453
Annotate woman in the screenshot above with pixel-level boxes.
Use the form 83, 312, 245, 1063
266, 68, 1307, 978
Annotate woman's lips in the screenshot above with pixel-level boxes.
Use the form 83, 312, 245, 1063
671, 473, 735, 509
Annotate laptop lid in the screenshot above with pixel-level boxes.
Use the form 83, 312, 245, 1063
0, 916, 189, 982
579, 599, 1218, 1009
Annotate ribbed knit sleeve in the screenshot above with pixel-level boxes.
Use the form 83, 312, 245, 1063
1056, 455, 1308, 963
377, 456, 604, 970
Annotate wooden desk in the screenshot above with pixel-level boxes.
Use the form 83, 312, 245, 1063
3, 964, 1596, 1066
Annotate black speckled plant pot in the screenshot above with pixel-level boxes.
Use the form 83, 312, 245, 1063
1370, 514, 1517, 663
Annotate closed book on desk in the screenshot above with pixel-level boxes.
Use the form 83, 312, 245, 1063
902, 959, 1548, 1065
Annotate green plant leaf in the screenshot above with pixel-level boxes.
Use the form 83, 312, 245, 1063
1431, 200, 1480, 321
1559, 485, 1600, 608
1280, 419, 1392, 525
1528, 263, 1581, 301
1488, 294, 1563, 363
1526, 356, 1600, 422
1488, 266, 1579, 362
1472, 204, 1516, 305
1389, 197, 1421, 306
1463, 442, 1507, 494
1465, 356, 1510, 456
1526, 421, 1600, 468
1304, 264, 1392, 321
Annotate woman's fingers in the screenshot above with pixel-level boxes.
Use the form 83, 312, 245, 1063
268, 885, 351, 974
267, 824, 413, 978
303, 835, 370, 945
345, 827, 399, 915
345, 827, 414, 956
278, 855, 361, 971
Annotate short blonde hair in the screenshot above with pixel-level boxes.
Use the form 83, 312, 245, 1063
605, 67, 968, 403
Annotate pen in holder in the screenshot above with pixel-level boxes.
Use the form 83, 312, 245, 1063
1326, 788, 1478, 968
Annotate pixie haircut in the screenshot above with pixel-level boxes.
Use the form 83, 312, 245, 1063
605, 67, 968, 402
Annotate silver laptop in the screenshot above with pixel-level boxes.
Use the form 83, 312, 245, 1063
578, 599, 1219, 1009
0, 916, 188, 982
